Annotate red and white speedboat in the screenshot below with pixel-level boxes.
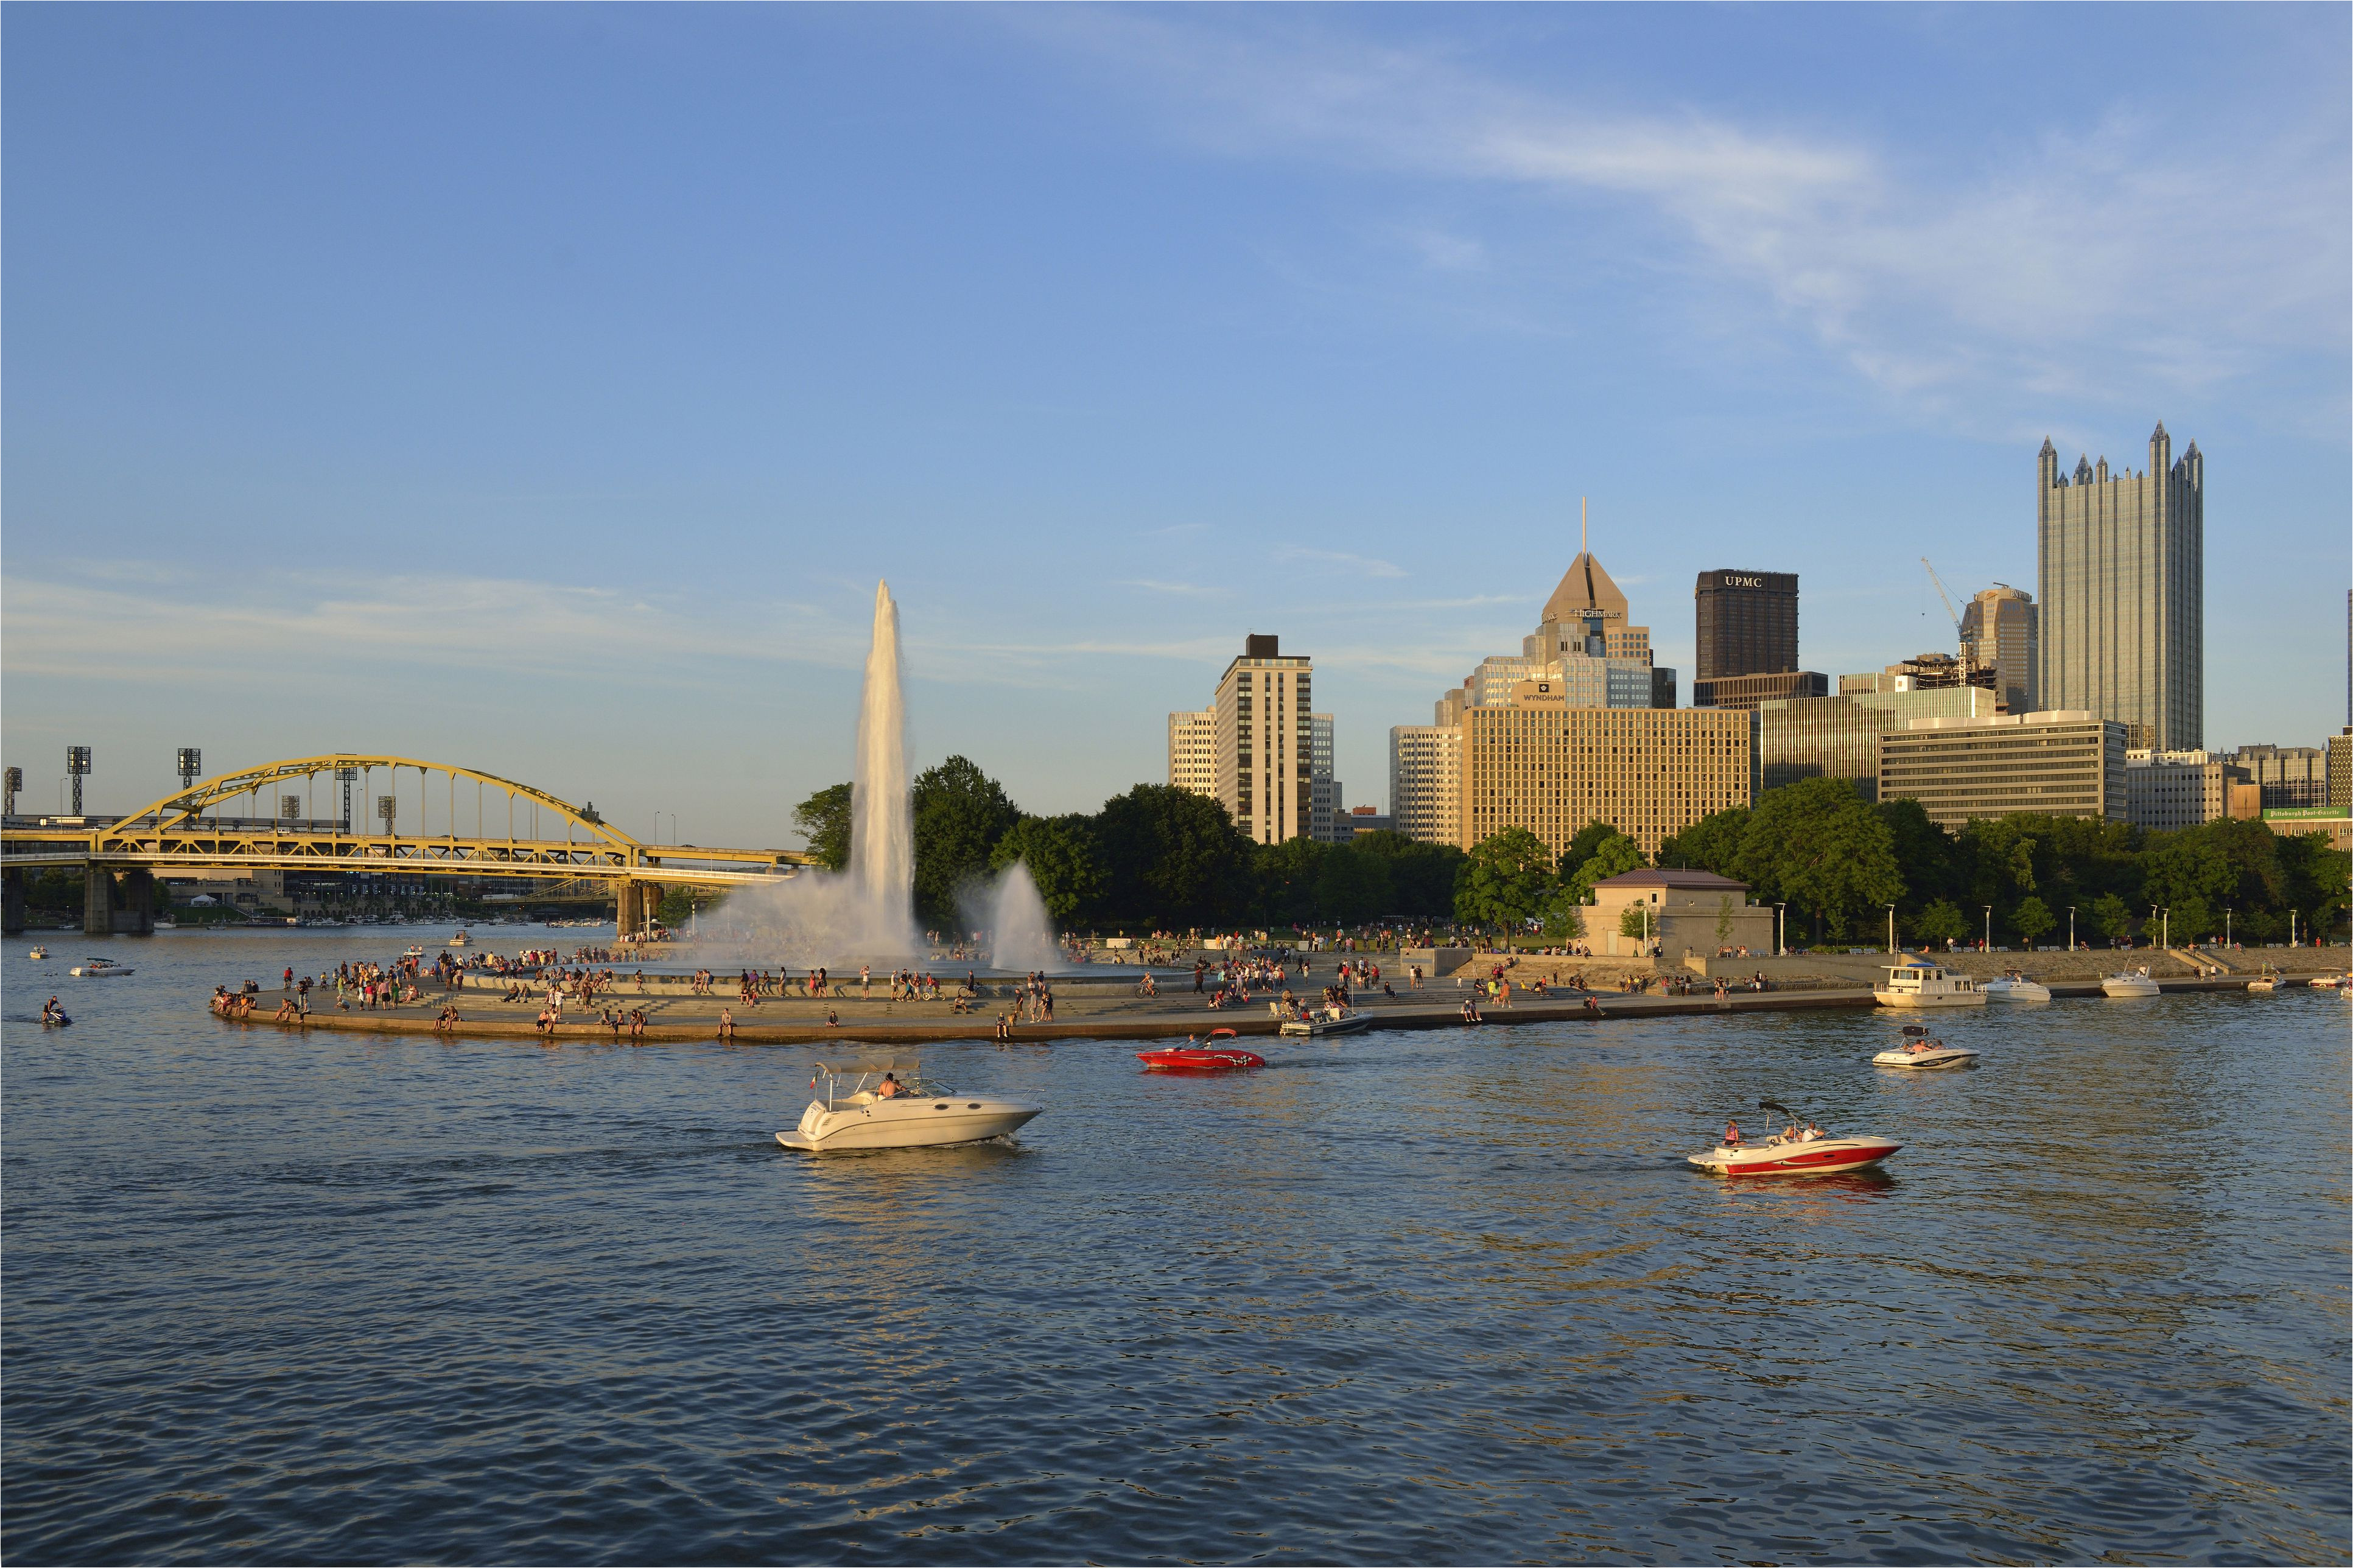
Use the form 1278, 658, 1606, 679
1138, 1029, 1265, 1074
1688, 1101, 1900, 1178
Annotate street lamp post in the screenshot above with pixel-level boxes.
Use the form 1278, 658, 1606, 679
1982, 905, 1993, 953
2225, 908, 2231, 948
2067, 905, 2077, 952
1885, 903, 1897, 956
1774, 903, 1786, 957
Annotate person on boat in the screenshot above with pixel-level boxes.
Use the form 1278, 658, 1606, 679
42, 996, 66, 1024
1723, 1120, 1742, 1146
1803, 1121, 1825, 1141
875, 1072, 903, 1099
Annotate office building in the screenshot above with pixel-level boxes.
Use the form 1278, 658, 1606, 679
2038, 424, 2203, 750
1959, 586, 2038, 713
1167, 710, 1216, 799
2125, 749, 2239, 831
2330, 729, 2351, 812
1540, 548, 1652, 663
1758, 687, 1998, 802
2223, 744, 2327, 810
1205, 635, 1316, 844
1342, 806, 1394, 836
1309, 714, 1342, 843
1878, 711, 2127, 828
1694, 570, 1799, 681
1692, 670, 1828, 712
1460, 684, 1752, 859
1389, 724, 1462, 847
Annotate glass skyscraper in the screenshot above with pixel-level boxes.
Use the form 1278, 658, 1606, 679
2036, 424, 2203, 750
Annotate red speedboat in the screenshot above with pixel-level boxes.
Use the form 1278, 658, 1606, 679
1138, 1029, 1265, 1073
1688, 1099, 1900, 1178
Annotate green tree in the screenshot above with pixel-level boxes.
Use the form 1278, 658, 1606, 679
1251, 836, 1328, 926
1539, 883, 1586, 942
911, 757, 1021, 928
2011, 895, 2055, 949
1619, 903, 1650, 939
1454, 827, 1556, 933
1714, 894, 1737, 946
1877, 797, 1954, 915
1316, 844, 1394, 927
1657, 807, 1750, 877
1093, 784, 1253, 927
1352, 831, 1467, 919
656, 886, 709, 927
2140, 832, 2237, 917
989, 814, 1107, 924
2278, 830, 2352, 939
2088, 891, 2133, 943
1557, 819, 1628, 884
1913, 898, 1968, 948
1563, 831, 1645, 908
1734, 777, 1904, 943
2167, 894, 2214, 945
791, 782, 852, 872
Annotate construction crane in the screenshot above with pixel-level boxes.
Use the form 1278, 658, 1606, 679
1920, 556, 1965, 656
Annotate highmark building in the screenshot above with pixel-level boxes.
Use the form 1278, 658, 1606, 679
1460, 679, 1752, 861
1391, 538, 1680, 847
1877, 710, 2128, 829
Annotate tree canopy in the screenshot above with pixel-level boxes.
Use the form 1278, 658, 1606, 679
791, 782, 852, 873
911, 757, 1021, 928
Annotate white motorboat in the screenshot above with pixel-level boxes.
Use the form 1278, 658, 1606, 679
2246, 965, 2281, 993
69, 957, 133, 978
2101, 968, 2161, 998
1688, 1101, 1901, 1178
1873, 1024, 1980, 1070
447, 930, 472, 947
776, 1062, 1042, 1153
2310, 973, 2347, 990
1873, 956, 1987, 1009
1278, 1004, 1369, 1037
1981, 971, 2051, 1003
402, 945, 427, 960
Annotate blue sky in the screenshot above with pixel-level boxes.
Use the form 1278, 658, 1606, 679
5, 4, 2346, 846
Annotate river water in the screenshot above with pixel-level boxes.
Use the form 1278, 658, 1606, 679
5, 930, 2347, 1564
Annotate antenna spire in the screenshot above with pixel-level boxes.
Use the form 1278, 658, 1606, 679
1580, 495, 1588, 556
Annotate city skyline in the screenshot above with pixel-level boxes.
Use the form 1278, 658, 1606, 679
3, 6, 2346, 847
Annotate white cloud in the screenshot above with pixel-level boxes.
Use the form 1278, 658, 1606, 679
1277, 545, 1407, 578
1028, 13, 2349, 419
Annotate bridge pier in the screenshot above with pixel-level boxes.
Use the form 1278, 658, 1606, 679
617, 881, 651, 940
83, 867, 156, 936
3, 870, 23, 936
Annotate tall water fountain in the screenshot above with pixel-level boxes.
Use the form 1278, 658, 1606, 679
850, 579, 914, 928
717, 578, 1067, 970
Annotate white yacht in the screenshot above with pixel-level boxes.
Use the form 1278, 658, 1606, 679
2101, 968, 2161, 998
447, 929, 472, 947
70, 957, 134, 978
1982, 971, 2052, 1003
1873, 956, 1986, 1009
776, 1062, 1042, 1153
1278, 1004, 1369, 1037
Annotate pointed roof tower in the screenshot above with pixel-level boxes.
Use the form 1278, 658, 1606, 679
1540, 497, 1630, 625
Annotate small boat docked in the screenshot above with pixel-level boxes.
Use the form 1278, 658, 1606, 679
2309, 973, 2347, 990
1688, 1100, 1901, 1178
1138, 1030, 1265, 1073
2246, 965, 2281, 993
1981, 971, 2051, 1003
1279, 1004, 1369, 1037
69, 957, 133, 978
1873, 956, 1987, 1009
1873, 1024, 1980, 1070
776, 1062, 1042, 1153
2101, 968, 2161, 998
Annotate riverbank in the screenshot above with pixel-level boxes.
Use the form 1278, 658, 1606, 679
203, 970, 2316, 1045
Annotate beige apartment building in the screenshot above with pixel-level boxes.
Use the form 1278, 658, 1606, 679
1388, 723, 1462, 846
1167, 710, 1217, 799
1878, 710, 2127, 828
1212, 634, 1314, 844
1460, 681, 1753, 860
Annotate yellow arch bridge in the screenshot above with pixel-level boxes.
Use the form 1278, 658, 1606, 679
1, 754, 813, 937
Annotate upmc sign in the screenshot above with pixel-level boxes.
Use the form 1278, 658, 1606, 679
1720, 574, 1768, 588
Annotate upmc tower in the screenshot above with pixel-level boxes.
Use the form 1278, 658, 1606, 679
2036, 423, 2203, 751
1694, 570, 1800, 681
